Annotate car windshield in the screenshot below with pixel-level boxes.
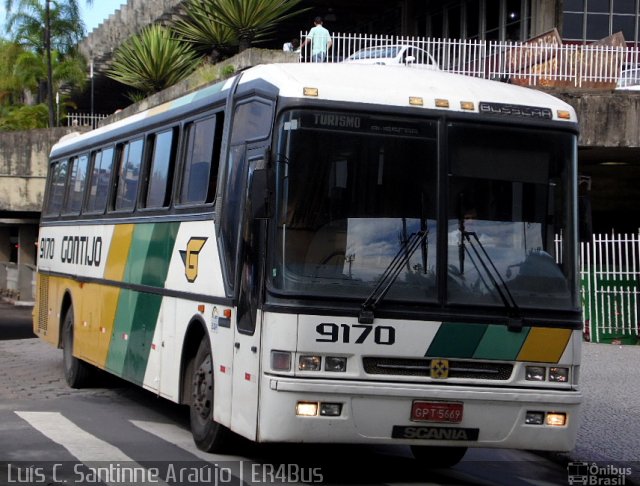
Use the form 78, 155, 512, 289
269, 110, 577, 312
348, 46, 401, 60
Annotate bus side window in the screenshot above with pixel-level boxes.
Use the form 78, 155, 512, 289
85, 146, 114, 214
44, 159, 69, 217
63, 153, 89, 215
114, 138, 144, 211
179, 115, 220, 205
144, 128, 177, 209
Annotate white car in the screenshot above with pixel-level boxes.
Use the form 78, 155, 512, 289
344, 44, 439, 70
616, 67, 640, 90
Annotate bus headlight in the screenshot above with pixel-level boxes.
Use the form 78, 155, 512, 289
299, 355, 321, 371
324, 356, 347, 372
549, 367, 569, 382
525, 366, 546, 381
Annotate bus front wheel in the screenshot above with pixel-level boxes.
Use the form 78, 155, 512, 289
189, 337, 231, 452
61, 305, 92, 388
410, 445, 467, 468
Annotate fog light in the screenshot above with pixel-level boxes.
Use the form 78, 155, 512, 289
525, 411, 545, 425
325, 356, 347, 372
320, 403, 342, 416
546, 413, 567, 426
271, 351, 291, 371
549, 367, 569, 382
526, 366, 546, 381
299, 355, 321, 371
296, 402, 318, 416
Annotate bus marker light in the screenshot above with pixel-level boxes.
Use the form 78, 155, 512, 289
460, 101, 475, 111
198, 304, 205, 313
303, 87, 319, 97
525, 411, 545, 425
549, 367, 569, 382
409, 97, 424, 106
271, 351, 291, 371
525, 366, 546, 381
557, 110, 571, 120
320, 403, 342, 416
546, 413, 566, 426
324, 356, 347, 372
296, 402, 318, 416
223, 309, 232, 318
435, 99, 450, 108
299, 355, 321, 371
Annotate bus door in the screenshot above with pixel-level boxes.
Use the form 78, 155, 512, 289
230, 145, 269, 439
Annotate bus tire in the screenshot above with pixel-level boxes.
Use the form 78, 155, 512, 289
410, 445, 467, 468
190, 337, 231, 452
62, 305, 92, 388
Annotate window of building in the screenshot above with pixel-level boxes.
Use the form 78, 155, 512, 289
563, 0, 639, 44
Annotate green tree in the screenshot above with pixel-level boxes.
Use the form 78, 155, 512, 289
173, 0, 237, 62
4, 0, 92, 127
0, 40, 26, 105
107, 24, 200, 99
197, 0, 308, 52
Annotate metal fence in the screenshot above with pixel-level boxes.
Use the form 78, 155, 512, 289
581, 233, 640, 344
65, 113, 109, 129
300, 31, 640, 88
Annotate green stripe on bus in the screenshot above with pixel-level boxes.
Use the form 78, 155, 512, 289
425, 323, 488, 358
472, 324, 531, 360
107, 222, 180, 383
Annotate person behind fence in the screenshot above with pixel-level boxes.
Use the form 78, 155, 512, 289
283, 38, 300, 52
301, 16, 332, 62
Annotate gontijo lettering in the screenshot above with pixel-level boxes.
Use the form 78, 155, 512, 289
60, 236, 102, 266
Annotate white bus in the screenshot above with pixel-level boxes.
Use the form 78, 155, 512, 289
35, 63, 582, 467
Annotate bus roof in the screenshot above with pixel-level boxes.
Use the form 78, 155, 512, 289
52, 63, 576, 155
240, 63, 576, 121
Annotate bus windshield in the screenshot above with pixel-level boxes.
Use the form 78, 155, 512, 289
270, 109, 577, 311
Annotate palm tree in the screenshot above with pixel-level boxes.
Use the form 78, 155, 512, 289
4, 0, 92, 127
106, 25, 200, 99
199, 0, 309, 52
172, 0, 237, 62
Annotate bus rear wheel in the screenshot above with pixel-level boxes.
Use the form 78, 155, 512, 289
61, 304, 92, 388
410, 445, 467, 468
189, 337, 232, 452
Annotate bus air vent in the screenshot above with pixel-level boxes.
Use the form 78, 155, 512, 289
362, 357, 513, 381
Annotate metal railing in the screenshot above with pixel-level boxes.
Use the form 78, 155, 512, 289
300, 31, 640, 88
65, 113, 109, 129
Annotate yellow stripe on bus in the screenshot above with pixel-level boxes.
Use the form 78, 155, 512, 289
89, 224, 135, 367
516, 327, 572, 363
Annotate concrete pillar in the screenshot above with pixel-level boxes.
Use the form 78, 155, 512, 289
18, 224, 38, 301
0, 227, 10, 262
531, 0, 560, 38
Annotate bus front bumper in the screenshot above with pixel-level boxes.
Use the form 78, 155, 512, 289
257, 376, 582, 451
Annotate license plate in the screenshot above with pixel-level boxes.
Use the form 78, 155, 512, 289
411, 401, 463, 423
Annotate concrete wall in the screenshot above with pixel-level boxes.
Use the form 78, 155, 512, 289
0, 128, 89, 212
78, 0, 186, 70
556, 91, 640, 148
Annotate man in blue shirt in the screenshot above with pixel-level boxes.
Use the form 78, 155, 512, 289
301, 17, 333, 62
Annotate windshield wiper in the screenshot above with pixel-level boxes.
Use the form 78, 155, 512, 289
461, 230, 523, 332
359, 229, 429, 324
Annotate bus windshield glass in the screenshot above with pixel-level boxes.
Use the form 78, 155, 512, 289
271, 110, 577, 311
271, 110, 438, 304
446, 122, 576, 310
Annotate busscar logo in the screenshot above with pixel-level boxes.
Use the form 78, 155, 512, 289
430, 359, 449, 379
179, 237, 207, 282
